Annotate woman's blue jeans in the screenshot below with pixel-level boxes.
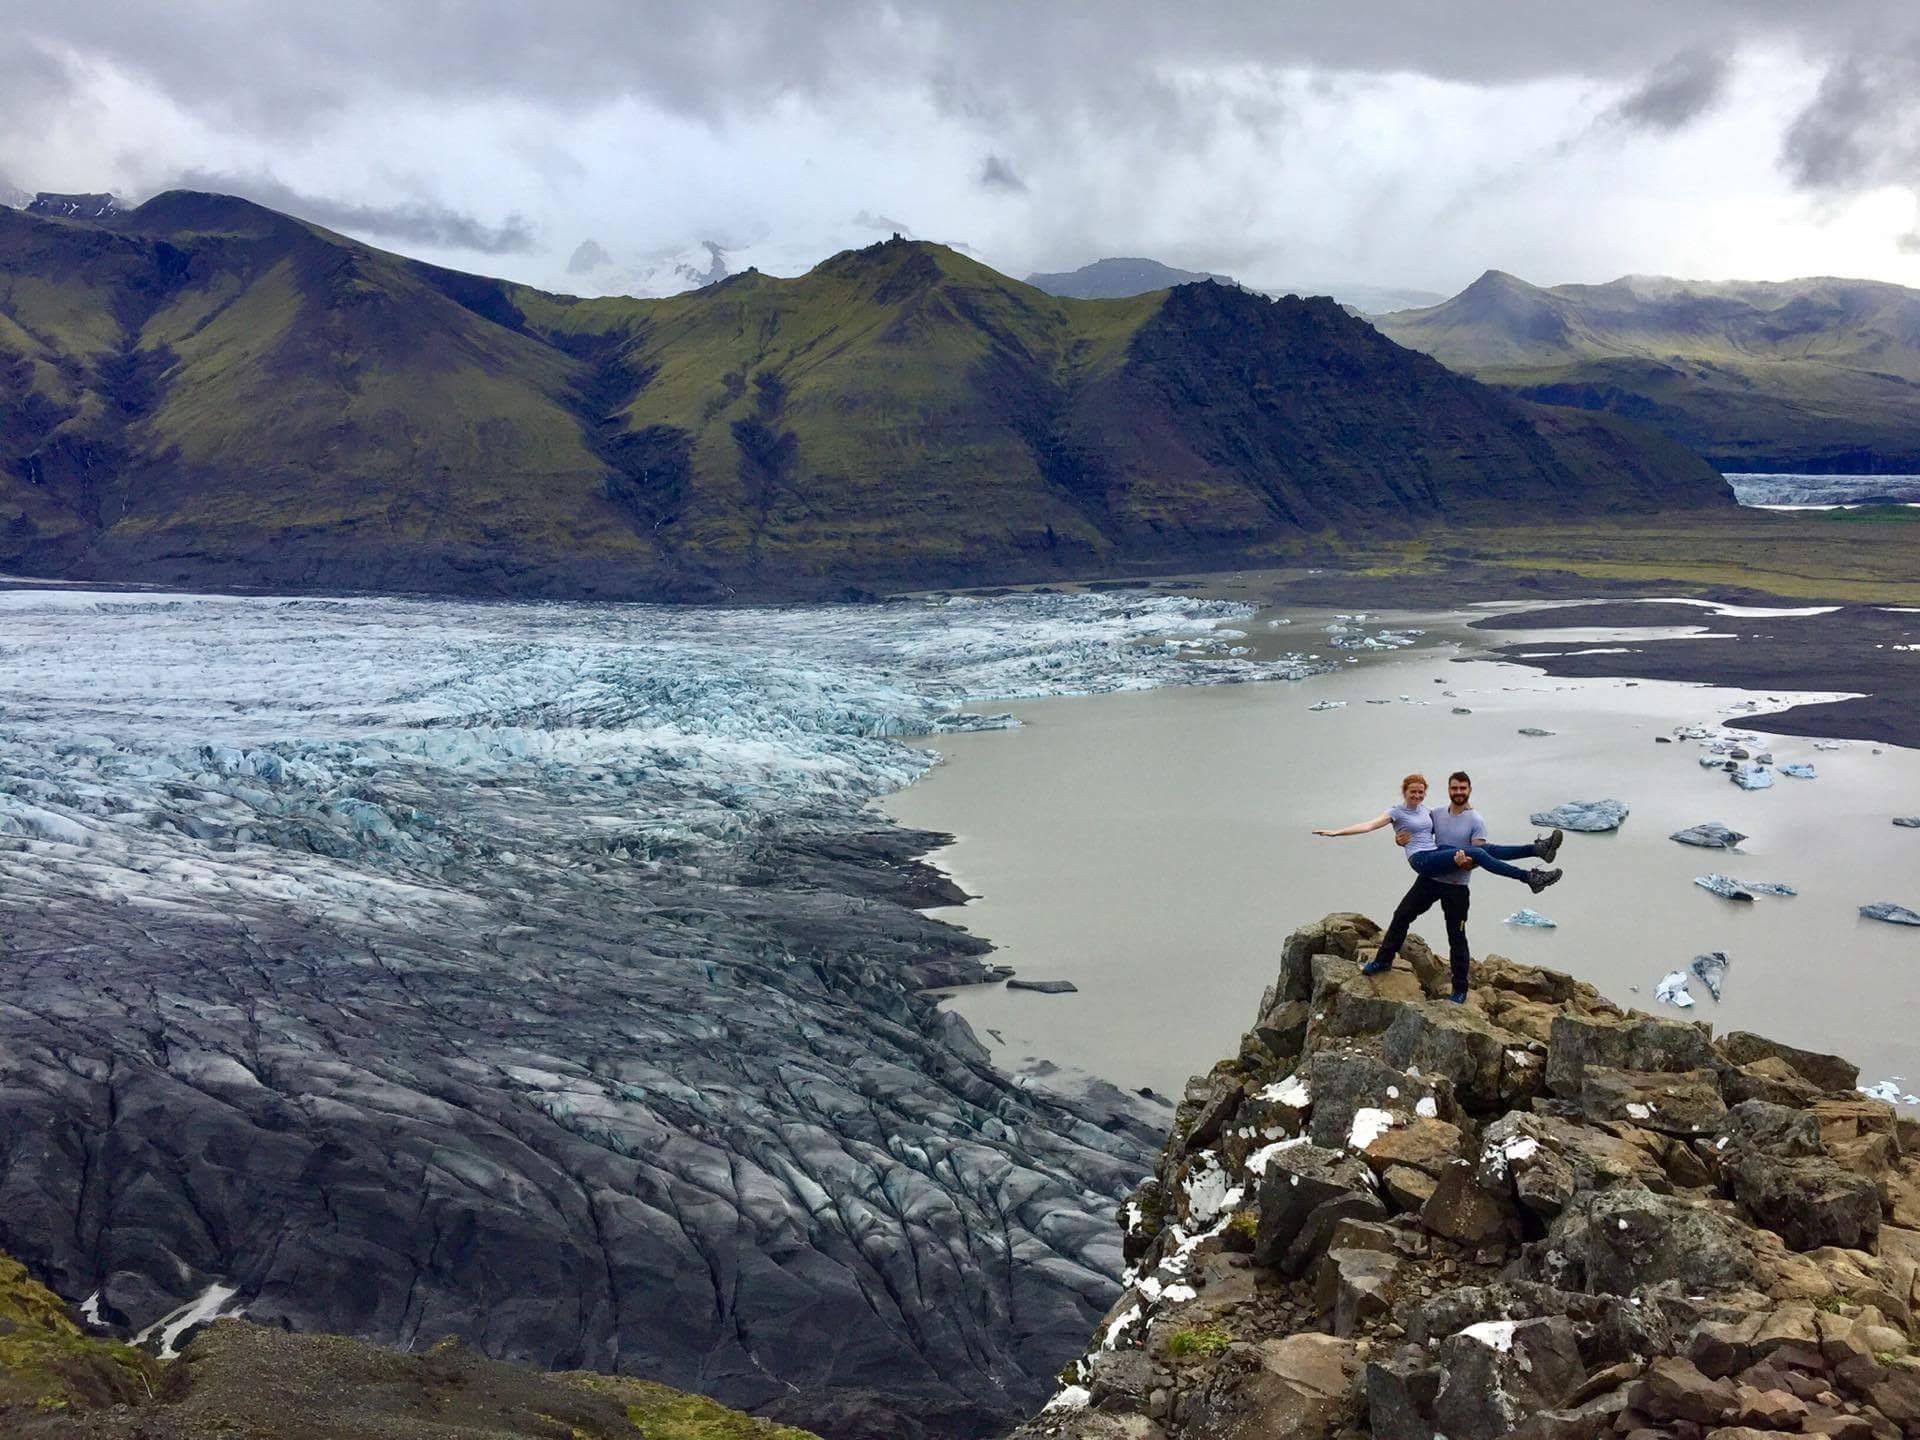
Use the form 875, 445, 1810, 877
1408, 841, 1535, 882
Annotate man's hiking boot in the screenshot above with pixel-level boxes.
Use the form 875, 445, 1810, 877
1448, 988, 1468, 1004
1360, 957, 1393, 976
1535, 827, 1564, 862
1527, 866, 1564, 894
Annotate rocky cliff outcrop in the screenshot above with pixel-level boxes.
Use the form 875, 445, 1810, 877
1012, 913, 1920, 1440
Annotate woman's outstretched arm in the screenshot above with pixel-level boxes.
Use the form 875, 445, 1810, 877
1313, 813, 1391, 838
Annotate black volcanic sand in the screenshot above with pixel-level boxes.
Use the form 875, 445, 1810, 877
1471, 601, 1920, 748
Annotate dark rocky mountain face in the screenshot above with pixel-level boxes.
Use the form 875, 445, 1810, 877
1377, 270, 1920, 473
0, 193, 1727, 601
25, 192, 120, 219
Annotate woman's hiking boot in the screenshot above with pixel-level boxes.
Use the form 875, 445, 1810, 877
1527, 866, 1564, 894
1534, 827, 1564, 862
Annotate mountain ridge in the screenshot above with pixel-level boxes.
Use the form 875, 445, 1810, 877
1377, 269, 1920, 472
0, 191, 1729, 600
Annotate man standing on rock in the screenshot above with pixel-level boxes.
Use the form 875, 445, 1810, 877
1363, 771, 1559, 1003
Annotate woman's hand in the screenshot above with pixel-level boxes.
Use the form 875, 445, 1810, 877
1312, 828, 1334, 837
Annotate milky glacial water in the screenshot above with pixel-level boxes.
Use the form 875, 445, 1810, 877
885, 606, 1920, 1102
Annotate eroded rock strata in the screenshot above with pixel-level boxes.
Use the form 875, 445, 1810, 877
1014, 913, 1920, 1440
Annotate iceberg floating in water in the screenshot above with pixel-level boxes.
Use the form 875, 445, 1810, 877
1689, 951, 1730, 1001
1780, 763, 1817, 779
1861, 902, 1920, 927
1730, 765, 1774, 790
1529, 799, 1627, 832
1516, 727, 1554, 737
1693, 875, 1754, 902
1671, 822, 1745, 849
1895, 817, 1920, 829
1655, 971, 1694, 1008
1503, 909, 1556, 928
1307, 699, 1347, 711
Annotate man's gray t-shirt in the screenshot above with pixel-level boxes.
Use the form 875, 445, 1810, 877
1428, 806, 1487, 886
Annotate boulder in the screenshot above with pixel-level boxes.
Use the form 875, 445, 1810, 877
1382, 1165, 1439, 1211
1718, 1034, 1860, 1095
1188, 1333, 1363, 1440
1546, 1012, 1718, 1098
1302, 1051, 1451, 1151
1253, 1143, 1385, 1275
1433, 1315, 1586, 1440
1382, 1003, 1510, 1113
1477, 1113, 1578, 1219
1421, 1162, 1517, 1247
1533, 1185, 1757, 1297
1315, 1245, 1401, 1336
1630, 1356, 1740, 1424
1364, 1350, 1441, 1440
1579, 1066, 1727, 1137
1726, 1151, 1883, 1252
1362, 1117, 1468, 1178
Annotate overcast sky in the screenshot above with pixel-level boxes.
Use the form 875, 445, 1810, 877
5, 1, 1920, 298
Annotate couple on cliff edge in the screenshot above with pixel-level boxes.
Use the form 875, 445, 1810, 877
1313, 770, 1565, 1004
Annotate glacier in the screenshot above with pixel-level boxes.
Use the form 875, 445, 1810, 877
0, 586, 1325, 1440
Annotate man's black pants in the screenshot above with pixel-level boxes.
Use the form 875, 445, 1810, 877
1376, 876, 1471, 992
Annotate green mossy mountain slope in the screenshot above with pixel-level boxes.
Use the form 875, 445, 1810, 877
1, 193, 1728, 599
1376, 269, 1920, 474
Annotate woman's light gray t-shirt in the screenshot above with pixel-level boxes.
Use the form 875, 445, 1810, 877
1387, 803, 1437, 855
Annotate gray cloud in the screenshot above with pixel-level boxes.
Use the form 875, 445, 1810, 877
977, 154, 1027, 193
1605, 49, 1729, 132
566, 238, 612, 273
1779, 50, 1919, 190
853, 210, 915, 235
169, 169, 536, 253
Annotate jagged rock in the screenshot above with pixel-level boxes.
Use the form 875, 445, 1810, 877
1719, 1034, 1860, 1095
1253, 1001, 1311, 1066
1382, 1004, 1510, 1113
1362, 1118, 1468, 1178
1316, 1246, 1401, 1335
1303, 1051, 1450, 1150
1691, 1315, 1767, 1378
1672, 822, 1747, 849
1716, 1099, 1827, 1158
1508, 1389, 1633, 1440
1546, 1011, 1717, 1098
1382, 1165, 1439, 1211
1867, 1364, 1920, 1424
1726, 1151, 1883, 1251
1187, 1333, 1362, 1440
1533, 1185, 1758, 1296
1421, 1162, 1516, 1246
1632, 1355, 1741, 1424
1530, 800, 1628, 832
1477, 1113, 1578, 1219
1253, 1144, 1385, 1275
1433, 1315, 1586, 1440
1364, 1350, 1441, 1440
1580, 1066, 1727, 1136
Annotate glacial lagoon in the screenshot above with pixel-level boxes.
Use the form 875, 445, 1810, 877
885, 601, 1920, 1103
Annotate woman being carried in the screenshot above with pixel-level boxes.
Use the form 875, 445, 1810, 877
1313, 772, 1564, 894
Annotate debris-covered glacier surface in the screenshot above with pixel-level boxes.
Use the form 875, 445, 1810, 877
0, 588, 1323, 1440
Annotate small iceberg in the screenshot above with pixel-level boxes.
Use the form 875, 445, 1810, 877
1307, 699, 1347, 712
1452, 707, 1473, 715
1860, 1079, 1920, 1106
1815, 740, 1846, 751
1893, 817, 1920, 829
1690, 951, 1730, 1001
1655, 971, 1695, 1008
1741, 880, 1798, 897
1671, 822, 1745, 849
1861, 902, 1920, 927
1694, 875, 1754, 902
1517, 727, 1554, 737
1780, 763, 1817, 779
1529, 799, 1628, 832
1730, 765, 1774, 790
1503, 909, 1556, 928
1006, 978, 1079, 994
